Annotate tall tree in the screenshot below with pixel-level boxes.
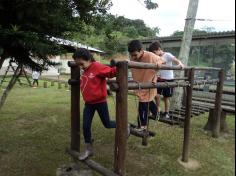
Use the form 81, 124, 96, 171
0, 0, 112, 110
170, 0, 199, 109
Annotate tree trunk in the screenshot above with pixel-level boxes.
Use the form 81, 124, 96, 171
0, 57, 6, 70
204, 108, 228, 133
170, 0, 199, 109
0, 65, 21, 110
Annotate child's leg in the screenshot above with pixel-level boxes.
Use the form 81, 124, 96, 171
149, 101, 157, 117
32, 79, 36, 86
83, 103, 96, 143
138, 102, 148, 127
96, 102, 116, 128
36, 79, 39, 86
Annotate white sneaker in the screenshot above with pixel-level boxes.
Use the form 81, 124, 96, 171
136, 126, 147, 132
164, 113, 170, 119
127, 123, 130, 138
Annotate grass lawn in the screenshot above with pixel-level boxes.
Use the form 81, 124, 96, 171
0, 80, 235, 176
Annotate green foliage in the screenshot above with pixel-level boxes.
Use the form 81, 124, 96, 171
0, 0, 112, 71
71, 14, 159, 55
143, 0, 158, 9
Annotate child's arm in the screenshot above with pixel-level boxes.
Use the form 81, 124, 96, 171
173, 57, 184, 68
97, 64, 117, 78
153, 55, 165, 68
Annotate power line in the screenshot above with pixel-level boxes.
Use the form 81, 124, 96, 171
185, 18, 232, 22
137, 0, 146, 8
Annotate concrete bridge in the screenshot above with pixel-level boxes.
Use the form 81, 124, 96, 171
141, 31, 235, 49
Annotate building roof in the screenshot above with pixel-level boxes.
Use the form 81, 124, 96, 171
49, 36, 105, 54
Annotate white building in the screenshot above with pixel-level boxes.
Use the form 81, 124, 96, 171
0, 38, 105, 76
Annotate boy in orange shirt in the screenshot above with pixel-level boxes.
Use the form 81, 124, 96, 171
128, 40, 164, 130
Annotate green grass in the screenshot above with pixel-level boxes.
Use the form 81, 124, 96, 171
0, 81, 235, 176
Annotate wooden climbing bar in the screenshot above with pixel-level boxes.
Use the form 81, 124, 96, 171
67, 59, 224, 175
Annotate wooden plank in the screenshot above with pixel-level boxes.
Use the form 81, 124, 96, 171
67, 149, 119, 176
129, 123, 156, 137
192, 97, 235, 106
192, 101, 235, 113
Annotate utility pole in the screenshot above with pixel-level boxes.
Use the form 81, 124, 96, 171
170, 0, 199, 109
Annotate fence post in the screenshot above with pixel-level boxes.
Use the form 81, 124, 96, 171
182, 69, 189, 107
212, 69, 224, 138
182, 68, 194, 162
43, 81, 47, 88
58, 82, 62, 89
114, 61, 128, 176
65, 82, 69, 89
68, 62, 81, 152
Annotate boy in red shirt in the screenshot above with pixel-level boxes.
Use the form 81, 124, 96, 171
73, 48, 117, 160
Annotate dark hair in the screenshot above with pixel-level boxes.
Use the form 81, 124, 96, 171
128, 40, 143, 53
72, 48, 95, 61
148, 41, 162, 52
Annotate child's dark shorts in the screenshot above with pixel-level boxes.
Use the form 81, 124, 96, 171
157, 79, 174, 97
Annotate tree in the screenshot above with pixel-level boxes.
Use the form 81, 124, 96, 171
143, 0, 158, 9
0, 0, 112, 110
71, 14, 159, 55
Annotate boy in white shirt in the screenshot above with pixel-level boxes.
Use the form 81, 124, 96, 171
32, 70, 40, 88
149, 41, 184, 118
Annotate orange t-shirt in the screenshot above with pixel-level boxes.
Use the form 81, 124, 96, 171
131, 51, 161, 102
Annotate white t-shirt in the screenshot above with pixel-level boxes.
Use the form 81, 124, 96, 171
159, 52, 175, 80
32, 71, 40, 80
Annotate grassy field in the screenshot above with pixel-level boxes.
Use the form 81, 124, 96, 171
0, 80, 235, 176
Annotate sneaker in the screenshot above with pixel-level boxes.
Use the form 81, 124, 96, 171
135, 126, 147, 132
160, 111, 164, 118
156, 112, 160, 121
164, 112, 170, 119
127, 123, 130, 138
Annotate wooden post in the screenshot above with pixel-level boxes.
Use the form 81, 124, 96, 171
43, 81, 47, 88
65, 82, 69, 89
182, 68, 194, 162
142, 132, 148, 146
182, 69, 189, 107
68, 62, 81, 152
114, 61, 128, 176
58, 82, 62, 89
212, 69, 224, 138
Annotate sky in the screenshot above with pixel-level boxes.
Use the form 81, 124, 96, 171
109, 0, 235, 36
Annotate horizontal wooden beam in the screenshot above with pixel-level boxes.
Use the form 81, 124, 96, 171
66, 149, 119, 176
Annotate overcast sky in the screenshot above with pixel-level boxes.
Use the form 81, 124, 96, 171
109, 0, 235, 36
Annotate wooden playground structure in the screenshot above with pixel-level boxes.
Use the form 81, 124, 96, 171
66, 59, 232, 176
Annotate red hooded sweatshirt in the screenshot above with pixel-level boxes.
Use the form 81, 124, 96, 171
80, 61, 116, 104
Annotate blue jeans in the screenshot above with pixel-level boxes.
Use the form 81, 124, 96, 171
83, 102, 116, 143
138, 101, 157, 127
